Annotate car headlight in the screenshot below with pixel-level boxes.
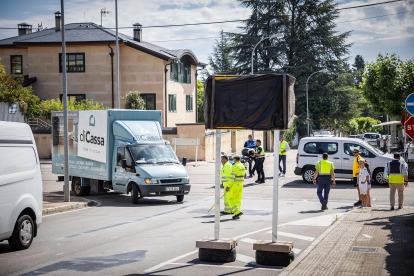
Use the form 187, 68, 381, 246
145, 178, 158, 184
183, 177, 190, 183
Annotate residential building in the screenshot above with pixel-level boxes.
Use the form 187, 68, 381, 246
0, 12, 205, 127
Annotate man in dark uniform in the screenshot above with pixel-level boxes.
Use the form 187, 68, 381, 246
253, 139, 265, 183
244, 134, 256, 177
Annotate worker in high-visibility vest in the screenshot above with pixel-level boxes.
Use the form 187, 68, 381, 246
254, 139, 265, 183
279, 134, 290, 177
226, 154, 246, 220
384, 153, 408, 210
220, 155, 233, 215
313, 152, 336, 210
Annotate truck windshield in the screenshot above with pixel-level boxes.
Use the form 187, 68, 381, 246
129, 145, 179, 164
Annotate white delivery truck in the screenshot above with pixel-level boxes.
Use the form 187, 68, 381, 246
52, 110, 191, 204
0, 122, 42, 250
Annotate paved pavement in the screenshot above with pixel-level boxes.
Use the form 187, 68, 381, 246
0, 150, 412, 275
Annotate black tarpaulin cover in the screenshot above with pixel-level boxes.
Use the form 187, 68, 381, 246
203, 74, 296, 131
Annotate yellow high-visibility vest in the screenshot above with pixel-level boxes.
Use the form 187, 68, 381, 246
279, 141, 287, 155
221, 161, 233, 186
318, 160, 334, 175
388, 161, 404, 184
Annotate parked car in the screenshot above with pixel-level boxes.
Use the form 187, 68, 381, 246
348, 135, 358, 139
295, 137, 393, 184
0, 121, 42, 250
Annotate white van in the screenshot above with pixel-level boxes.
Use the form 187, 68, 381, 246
0, 121, 42, 250
294, 137, 393, 184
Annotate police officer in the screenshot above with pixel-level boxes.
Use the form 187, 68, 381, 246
244, 134, 256, 177
220, 156, 233, 215
313, 152, 336, 210
226, 154, 246, 220
384, 153, 409, 210
254, 139, 265, 183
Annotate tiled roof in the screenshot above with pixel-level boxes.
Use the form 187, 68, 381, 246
0, 23, 205, 66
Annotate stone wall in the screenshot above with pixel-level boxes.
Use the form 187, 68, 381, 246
34, 133, 52, 159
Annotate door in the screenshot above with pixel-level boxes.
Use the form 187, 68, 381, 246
317, 141, 342, 177
342, 142, 372, 178
300, 141, 319, 168
112, 147, 134, 193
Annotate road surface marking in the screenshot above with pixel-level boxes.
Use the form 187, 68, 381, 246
285, 213, 344, 227
240, 238, 257, 244
362, 234, 372, 239
292, 248, 302, 254
43, 207, 90, 217
56, 253, 64, 255
169, 262, 280, 271
267, 231, 315, 241
144, 250, 198, 273
237, 254, 256, 264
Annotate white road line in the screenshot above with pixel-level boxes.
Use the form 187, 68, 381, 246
292, 248, 302, 254
43, 207, 90, 217
144, 250, 198, 273
240, 238, 257, 244
169, 262, 280, 271
266, 231, 315, 242
237, 254, 256, 264
285, 213, 344, 227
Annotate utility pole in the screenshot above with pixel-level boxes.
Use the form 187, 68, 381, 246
61, 0, 70, 202
115, 0, 120, 109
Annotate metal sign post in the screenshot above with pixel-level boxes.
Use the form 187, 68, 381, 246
272, 130, 280, 242
61, 0, 70, 202
214, 130, 221, 239
115, 0, 120, 109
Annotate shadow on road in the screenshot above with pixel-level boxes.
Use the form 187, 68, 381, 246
281, 179, 389, 189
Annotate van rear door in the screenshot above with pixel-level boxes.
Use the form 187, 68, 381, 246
317, 141, 342, 177
300, 140, 319, 169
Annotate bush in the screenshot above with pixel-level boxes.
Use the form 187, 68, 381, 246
122, 91, 145, 110
38, 98, 105, 120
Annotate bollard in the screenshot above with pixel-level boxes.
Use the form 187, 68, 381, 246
182, 157, 187, 166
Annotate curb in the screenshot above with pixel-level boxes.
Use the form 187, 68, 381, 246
42, 201, 93, 215
279, 209, 354, 276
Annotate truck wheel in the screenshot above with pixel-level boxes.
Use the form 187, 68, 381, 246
176, 195, 184, 202
408, 164, 414, 179
73, 177, 90, 196
8, 214, 34, 250
373, 169, 387, 185
302, 167, 315, 183
131, 183, 139, 204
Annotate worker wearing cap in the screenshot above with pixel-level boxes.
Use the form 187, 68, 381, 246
226, 154, 246, 219
220, 155, 233, 215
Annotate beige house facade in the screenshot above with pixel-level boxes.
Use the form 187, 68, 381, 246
0, 19, 205, 127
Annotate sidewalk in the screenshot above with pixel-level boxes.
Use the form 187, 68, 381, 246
282, 207, 414, 276
43, 192, 91, 215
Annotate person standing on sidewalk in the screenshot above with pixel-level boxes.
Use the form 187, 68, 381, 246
358, 159, 370, 208
244, 134, 256, 178
279, 134, 290, 177
384, 153, 409, 210
352, 149, 363, 207
365, 162, 372, 207
313, 153, 336, 210
226, 154, 246, 220
220, 156, 233, 215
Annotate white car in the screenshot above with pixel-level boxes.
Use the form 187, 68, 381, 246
362, 133, 381, 146
0, 121, 42, 250
294, 137, 393, 184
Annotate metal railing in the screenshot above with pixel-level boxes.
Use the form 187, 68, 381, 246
28, 118, 51, 128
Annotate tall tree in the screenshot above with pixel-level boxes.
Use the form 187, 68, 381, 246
352, 54, 365, 88
228, 0, 351, 135
208, 30, 235, 74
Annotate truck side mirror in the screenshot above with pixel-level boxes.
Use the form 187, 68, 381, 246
121, 159, 127, 169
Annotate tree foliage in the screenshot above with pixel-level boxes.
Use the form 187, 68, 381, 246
361, 54, 414, 117
208, 30, 235, 75
38, 98, 105, 120
0, 58, 40, 119
352, 117, 382, 134
197, 80, 204, 123
122, 91, 145, 110
352, 54, 365, 88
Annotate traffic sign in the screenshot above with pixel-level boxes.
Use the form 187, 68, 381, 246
405, 93, 414, 115
405, 116, 414, 139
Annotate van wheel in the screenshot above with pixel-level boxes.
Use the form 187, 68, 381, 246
73, 177, 90, 196
408, 164, 414, 179
176, 195, 184, 202
373, 169, 387, 185
131, 183, 139, 204
8, 214, 34, 250
302, 167, 315, 183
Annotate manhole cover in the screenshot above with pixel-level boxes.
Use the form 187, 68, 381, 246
350, 247, 378, 253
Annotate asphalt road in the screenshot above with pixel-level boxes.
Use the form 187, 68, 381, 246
1, 150, 412, 276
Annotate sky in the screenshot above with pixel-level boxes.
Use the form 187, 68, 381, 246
0, 0, 413, 69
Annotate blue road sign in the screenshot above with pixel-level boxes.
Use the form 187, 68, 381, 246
406, 93, 414, 115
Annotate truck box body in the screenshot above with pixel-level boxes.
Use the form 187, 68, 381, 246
52, 110, 162, 181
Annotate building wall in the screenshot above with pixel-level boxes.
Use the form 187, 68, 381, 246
1, 48, 29, 76
34, 133, 52, 159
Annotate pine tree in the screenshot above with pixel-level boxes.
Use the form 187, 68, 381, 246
208, 30, 235, 74
352, 55, 365, 88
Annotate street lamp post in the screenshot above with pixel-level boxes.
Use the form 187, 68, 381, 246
250, 33, 284, 139
306, 69, 328, 137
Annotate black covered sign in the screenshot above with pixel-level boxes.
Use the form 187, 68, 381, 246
203, 74, 295, 131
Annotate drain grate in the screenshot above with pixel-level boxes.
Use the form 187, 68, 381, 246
350, 247, 378, 253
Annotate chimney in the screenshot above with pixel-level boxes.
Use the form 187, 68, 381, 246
133, 23, 142, 42
55, 11, 61, 31
17, 23, 32, 36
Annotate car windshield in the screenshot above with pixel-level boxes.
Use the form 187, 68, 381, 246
363, 141, 385, 155
129, 145, 179, 164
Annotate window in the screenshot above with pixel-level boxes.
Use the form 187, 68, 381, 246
186, 95, 193, 112
170, 57, 191, 84
116, 147, 134, 172
304, 142, 338, 154
141, 94, 156, 110
10, 55, 22, 74
344, 143, 371, 158
60, 94, 86, 102
168, 94, 176, 112
59, 53, 85, 73
364, 134, 380, 139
